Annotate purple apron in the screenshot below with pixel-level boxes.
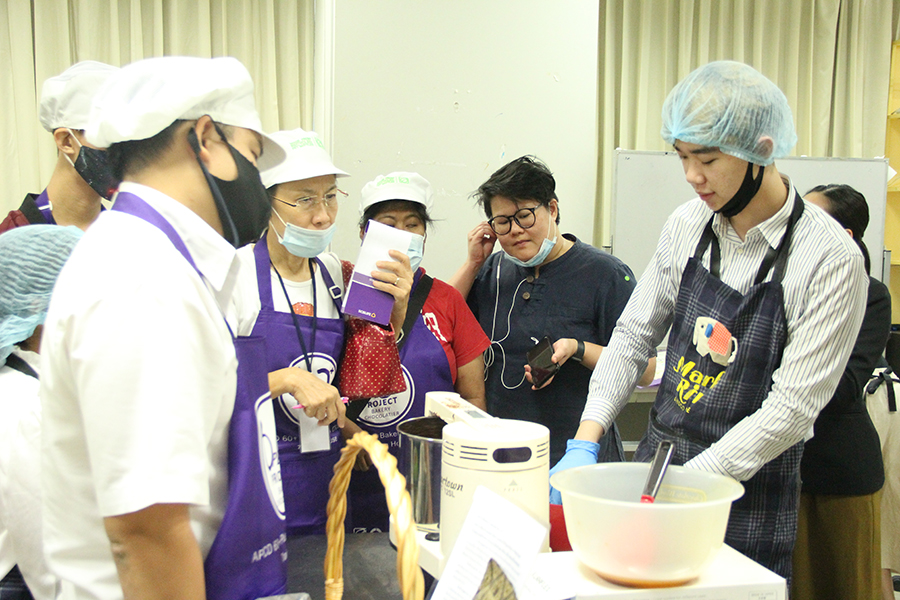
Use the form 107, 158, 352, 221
250, 240, 345, 535
112, 192, 287, 600
33, 189, 55, 224
348, 272, 455, 532
634, 194, 804, 581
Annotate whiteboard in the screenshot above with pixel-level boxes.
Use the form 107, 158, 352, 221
611, 150, 889, 281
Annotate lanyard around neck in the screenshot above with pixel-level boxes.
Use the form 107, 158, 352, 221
271, 258, 317, 373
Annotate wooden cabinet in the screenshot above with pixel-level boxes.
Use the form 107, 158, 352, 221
886, 41, 900, 323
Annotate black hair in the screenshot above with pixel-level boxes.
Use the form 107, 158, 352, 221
107, 120, 235, 181
806, 183, 871, 273
359, 199, 433, 230
472, 155, 559, 223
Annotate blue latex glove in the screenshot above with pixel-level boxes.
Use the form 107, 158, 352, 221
549, 439, 600, 504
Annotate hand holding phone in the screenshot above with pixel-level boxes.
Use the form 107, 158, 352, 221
527, 336, 560, 389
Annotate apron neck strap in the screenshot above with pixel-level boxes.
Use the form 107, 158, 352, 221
756, 192, 804, 285
693, 219, 722, 278
4, 353, 38, 379
112, 191, 236, 340
313, 257, 344, 313
693, 191, 804, 284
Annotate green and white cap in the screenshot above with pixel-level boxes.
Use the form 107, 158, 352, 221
261, 127, 348, 189
359, 172, 433, 215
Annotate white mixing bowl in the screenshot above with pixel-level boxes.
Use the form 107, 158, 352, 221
551, 462, 744, 587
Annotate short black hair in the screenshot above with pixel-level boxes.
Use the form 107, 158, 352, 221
806, 183, 870, 272
107, 120, 235, 181
472, 155, 559, 223
359, 199, 433, 230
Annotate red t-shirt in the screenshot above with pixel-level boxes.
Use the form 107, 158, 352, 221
420, 274, 490, 383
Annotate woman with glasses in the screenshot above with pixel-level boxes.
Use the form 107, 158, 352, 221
344, 172, 491, 533
451, 156, 655, 468
234, 128, 407, 535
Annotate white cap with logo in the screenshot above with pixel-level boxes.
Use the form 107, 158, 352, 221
260, 128, 348, 189
359, 172, 433, 216
39, 61, 120, 132
84, 56, 285, 170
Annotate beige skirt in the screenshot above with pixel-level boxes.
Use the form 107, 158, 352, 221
867, 367, 900, 572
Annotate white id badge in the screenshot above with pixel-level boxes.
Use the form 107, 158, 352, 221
283, 392, 331, 453
298, 412, 331, 453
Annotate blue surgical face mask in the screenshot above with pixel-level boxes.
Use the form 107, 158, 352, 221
271, 208, 336, 258
502, 210, 557, 268
407, 233, 425, 272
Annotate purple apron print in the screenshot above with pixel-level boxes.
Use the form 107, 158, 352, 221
251, 240, 345, 534
112, 191, 287, 599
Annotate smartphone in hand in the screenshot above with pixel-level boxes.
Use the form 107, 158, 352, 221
527, 336, 560, 388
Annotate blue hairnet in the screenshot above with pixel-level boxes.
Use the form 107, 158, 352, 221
661, 61, 797, 166
0, 225, 83, 366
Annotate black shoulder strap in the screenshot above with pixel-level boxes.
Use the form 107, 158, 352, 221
398, 274, 433, 352
19, 193, 47, 225
693, 217, 721, 277
5, 353, 38, 379
754, 193, 804, 286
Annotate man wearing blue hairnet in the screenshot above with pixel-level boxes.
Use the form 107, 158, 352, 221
551, 61, 867, 583
0, 225, 82, 600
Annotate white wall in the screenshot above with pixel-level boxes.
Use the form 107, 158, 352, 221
325, 0, 600, 280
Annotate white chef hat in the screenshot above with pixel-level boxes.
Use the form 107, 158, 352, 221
85, 56, 284, 170
261, 128, 348, 189
39, 61, 120, 132
359, 172, 433, 216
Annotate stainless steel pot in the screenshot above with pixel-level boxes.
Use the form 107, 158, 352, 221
396, 416, 445, 530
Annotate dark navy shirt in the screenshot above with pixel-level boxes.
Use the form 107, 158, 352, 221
469, 234, 637, 463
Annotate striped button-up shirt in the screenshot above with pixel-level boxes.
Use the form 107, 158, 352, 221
584, 181, 867, 481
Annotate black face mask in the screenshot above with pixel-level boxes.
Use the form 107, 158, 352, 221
716, 162, 765, 218
188, 124, 271, 248
66, 133, 119, 200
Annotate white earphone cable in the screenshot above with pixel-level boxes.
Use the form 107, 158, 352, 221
484, 257, 528, 390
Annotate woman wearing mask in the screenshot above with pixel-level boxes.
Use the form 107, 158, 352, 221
451, 156, 655, 468
345, 172, 491, 532
791, 184, 891, 600
234, 129, 408, 535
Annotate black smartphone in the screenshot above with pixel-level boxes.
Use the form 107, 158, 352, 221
527, 336, 560, 388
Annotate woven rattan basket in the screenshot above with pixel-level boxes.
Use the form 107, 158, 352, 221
324, 431, 425, 600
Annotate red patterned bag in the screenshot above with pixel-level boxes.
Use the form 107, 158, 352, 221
336, 317, 406, 401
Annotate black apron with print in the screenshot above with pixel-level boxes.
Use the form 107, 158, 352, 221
634, 194, 804, 581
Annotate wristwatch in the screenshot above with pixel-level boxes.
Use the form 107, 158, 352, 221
571, 339, 585, 363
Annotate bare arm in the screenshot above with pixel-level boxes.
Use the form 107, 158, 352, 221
573, 419, 606, 444
454, 356, 487, 411
104, 503, 205, 600
268, 367, 346, 427
448, 222, 496, 298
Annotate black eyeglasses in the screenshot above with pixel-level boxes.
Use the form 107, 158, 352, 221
487, 206, 541, 235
